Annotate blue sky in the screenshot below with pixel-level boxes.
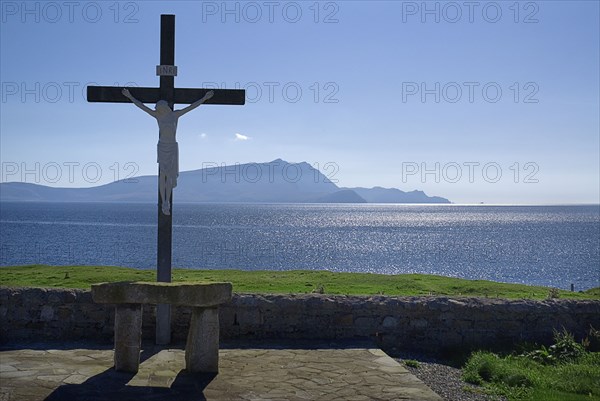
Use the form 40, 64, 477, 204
1, 1, 598, 204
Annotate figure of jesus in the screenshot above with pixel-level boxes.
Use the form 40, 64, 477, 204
122, 88, 214, 215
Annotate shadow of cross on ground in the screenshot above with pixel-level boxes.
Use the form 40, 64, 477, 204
44, 347, 216, 401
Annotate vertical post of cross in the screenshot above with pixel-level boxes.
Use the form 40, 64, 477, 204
156, 14, 175, 345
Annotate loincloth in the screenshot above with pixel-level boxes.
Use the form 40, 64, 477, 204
157, 141, 179, 187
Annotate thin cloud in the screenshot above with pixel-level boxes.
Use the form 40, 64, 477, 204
198, 133, 208, 139
234, 133, 250, 141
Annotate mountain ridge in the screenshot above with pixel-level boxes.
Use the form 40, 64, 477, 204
0, 159, 451, 204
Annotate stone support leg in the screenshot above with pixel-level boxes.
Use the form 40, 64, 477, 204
114, 304, 143, 373
185, 307, 219, 373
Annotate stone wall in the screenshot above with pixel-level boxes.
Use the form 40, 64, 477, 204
1, 287, 599, 354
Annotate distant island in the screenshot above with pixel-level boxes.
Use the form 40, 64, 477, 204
0, 159, 450, 204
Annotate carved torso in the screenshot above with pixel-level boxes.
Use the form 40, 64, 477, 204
156, 112, 179, 143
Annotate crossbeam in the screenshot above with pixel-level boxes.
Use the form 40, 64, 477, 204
87, 86, 245, 105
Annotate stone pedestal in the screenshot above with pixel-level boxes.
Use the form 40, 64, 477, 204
185, 307, 219, 372
114, 304, 143, 372
92, 281, 232, 374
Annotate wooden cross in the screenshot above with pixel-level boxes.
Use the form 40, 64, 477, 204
87, 14, 245, 344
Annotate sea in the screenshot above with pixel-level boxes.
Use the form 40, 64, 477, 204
0, 202, 598, 291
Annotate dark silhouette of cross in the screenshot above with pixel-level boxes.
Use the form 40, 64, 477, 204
87, 14, 245, 344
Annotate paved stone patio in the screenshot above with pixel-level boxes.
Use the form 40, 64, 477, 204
0, 342, 442, 401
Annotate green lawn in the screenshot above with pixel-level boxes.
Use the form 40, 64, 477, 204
463, 330, 600, 401
464, 352, 600, 401
1, 265, 598, 299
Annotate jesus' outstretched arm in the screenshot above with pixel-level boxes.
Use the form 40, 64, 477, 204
122, 88, 156, 117
174, 90, 214, 117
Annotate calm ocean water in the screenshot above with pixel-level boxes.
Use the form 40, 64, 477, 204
0, 202, 598, 290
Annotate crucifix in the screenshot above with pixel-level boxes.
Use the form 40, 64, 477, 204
87, 14, 245, 344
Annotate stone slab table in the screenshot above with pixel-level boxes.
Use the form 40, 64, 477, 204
91, 281, 232, 374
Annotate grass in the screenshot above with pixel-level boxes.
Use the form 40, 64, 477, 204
463, 330, 600, 401
464, 352, 600, 400
0, 265, 598, 299
403, 359, 420, 368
